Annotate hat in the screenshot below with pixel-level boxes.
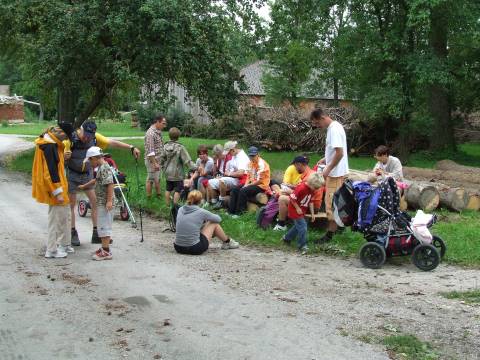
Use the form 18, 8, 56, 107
292, 155, 309, 164
81, 121, 97, 140
85, 146, 103, 161
223, 140, 238, 155
247, 146, 259, 156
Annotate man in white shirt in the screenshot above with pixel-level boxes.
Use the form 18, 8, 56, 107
211, 141, 250, 209
310, 108, 349, 243
373, 145, 404, 181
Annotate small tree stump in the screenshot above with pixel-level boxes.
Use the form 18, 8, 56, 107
247, 202, 259, 213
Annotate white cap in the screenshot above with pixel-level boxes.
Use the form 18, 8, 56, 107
85, 146, 103, 161
223, 140, 238, 155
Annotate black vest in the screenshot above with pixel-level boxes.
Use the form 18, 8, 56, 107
68, 132, 96, 173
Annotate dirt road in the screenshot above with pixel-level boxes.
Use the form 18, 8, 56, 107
0, 136, 479, 360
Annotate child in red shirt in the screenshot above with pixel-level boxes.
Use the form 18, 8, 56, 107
282, 173, 324, 253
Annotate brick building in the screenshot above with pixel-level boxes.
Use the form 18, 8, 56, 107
0, 86, 25, 123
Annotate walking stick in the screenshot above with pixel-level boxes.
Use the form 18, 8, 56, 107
134, 157, 145, 242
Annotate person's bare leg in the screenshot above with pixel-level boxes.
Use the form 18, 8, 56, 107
278, 195, 289, 221
165, 191, 171, 206
173, 191, 181, 205
146, 179, 152, 197
154, 178, 161, 196
208, 185, 218, 203
85, 189, 97, 228
69, 192, 77, 229
327, 220, 338, 233
101, 237, 111, 250
201, 222, 228, 242
219, 180, 227, 198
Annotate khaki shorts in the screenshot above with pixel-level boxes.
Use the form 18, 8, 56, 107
97, 207, 114, 238
145, 158, 161, 182
325, 176, 346, 220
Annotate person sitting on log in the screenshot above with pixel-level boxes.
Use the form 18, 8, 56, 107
185, 144, 214, 201
210, 141, 250, 210
227, 146, 271, 217
373, 145, 404, 181
205, 144, 231, 206
273, 155, 315, 231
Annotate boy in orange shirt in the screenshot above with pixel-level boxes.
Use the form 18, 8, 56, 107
228, 146, 270, 216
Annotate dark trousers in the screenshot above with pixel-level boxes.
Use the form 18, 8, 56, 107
229, 185, 264, 214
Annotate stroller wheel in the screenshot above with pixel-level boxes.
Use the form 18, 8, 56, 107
120, 205, 130, 221
412, 244, 440, 271
78, 200, 89, 217
359, 242, 386, 269
432, 235, 446, 258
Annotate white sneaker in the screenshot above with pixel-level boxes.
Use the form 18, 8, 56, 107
273, 224, 287, 231
300, 246, 309, 255
221, 239, 239, 250
58, 245, 75, 254
45, 249, 68, 258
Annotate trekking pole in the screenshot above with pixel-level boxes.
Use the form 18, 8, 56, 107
109, 165, 136, 227
134, 157, 145, 243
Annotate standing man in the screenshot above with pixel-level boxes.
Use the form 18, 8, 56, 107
144, 113, 167, 198
310, 108, 349, 244
64, 121, 141, 246
32, 123, 74, 258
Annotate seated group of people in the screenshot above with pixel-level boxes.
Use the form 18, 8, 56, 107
173, 141, 404, 256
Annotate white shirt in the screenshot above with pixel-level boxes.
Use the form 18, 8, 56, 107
374, 156, 404, 181
325, 121, 349, 177
227, 149, 250, 174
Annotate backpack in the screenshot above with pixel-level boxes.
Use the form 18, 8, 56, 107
256, 197, 279, 229
332, 179, 356, 228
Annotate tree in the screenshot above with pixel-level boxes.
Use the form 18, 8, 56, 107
0, 0, 264, 127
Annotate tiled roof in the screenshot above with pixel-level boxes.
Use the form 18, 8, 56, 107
239, 60, 343, 100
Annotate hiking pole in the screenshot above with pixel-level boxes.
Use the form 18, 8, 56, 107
134, 157, 145, 242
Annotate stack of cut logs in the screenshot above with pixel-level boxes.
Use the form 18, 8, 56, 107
349, 160, 480, 212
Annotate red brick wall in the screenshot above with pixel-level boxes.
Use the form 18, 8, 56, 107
0, 104, 24, 122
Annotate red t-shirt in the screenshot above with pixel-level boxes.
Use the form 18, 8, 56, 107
288, 182, 314, 220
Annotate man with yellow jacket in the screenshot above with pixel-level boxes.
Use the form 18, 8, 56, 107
32, 123, 74, 258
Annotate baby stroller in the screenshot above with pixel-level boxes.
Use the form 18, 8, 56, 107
333, 177, 446, 271
78, 154, 131, 221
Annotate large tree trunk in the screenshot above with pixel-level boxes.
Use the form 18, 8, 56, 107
428, 3, 455, 151
435, 184, 469, 212
404, 182, 440, 211
57, 86, 78, 124
74, 87, 107, 128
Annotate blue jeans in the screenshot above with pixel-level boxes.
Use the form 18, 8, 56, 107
284, 217, 308, 249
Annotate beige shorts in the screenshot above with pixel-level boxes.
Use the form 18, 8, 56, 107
97, 207, 114, 238
145, 158, 161, 182
325, 176, 346, 220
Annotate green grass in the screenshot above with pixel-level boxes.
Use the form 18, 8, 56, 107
0, 119, 144, 137
6, 136, 480, 267
407, 143, 480, 168
383, 334, 440, 360
440, 289, 480, 304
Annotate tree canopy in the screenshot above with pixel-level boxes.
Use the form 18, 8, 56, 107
0, 0, 265, 127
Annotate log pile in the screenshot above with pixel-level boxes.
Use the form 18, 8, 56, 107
347, 162, 479, 212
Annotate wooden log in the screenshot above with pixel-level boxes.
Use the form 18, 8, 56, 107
404, 182, 440, 211
255, 192, 269, 205
435, 185, 469, 212
347, 169, 377, 183
435, 160, 480, 174
466, 192, 480, 211
247, 202, 259, 213
399, 194, 408, 211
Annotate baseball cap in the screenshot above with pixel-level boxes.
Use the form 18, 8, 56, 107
292, 155, 309, 164
85, 146, 103, 161
247, 146, 259, 156
223, 140, 238, 155
81, 121, 97, 140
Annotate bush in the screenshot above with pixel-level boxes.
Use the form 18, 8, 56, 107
1, 120, 8, 127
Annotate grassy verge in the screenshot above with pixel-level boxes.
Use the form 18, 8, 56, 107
7, 137, 480, 267
0, 119, 144, 137
440, 289, 480, 304
383, 334, 440, 360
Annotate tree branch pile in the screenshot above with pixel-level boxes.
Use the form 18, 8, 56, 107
239, 105, 365, 152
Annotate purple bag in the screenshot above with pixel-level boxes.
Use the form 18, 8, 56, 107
256, 197, 279, 229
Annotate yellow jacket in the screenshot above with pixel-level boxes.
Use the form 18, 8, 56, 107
32, 128, 70, 206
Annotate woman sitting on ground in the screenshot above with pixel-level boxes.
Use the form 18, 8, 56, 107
174, 190, 239, 255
